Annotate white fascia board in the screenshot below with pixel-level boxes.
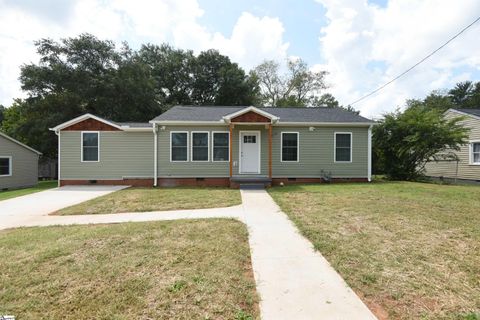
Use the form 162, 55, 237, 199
50, 113, 124, 132
0, 131, 42, 155
446, 108, 480, 121
222, 106, 279, 122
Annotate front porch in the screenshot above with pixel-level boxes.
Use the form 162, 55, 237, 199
226, 107, 277, 187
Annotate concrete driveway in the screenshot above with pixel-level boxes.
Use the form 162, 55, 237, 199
0, 185, 127, 230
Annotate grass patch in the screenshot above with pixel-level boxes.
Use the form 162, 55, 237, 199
269, 181, 480, 319
56, 187, 241, 215
0, 219, 258, 319
0, 180, 57, 201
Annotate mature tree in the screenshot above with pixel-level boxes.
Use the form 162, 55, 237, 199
7, 34, 160, 157
251, 58, 327, 107
137, 45, 259, 106
191, 49, 259, 105
373, 106, 468, 180
5, 34, 260, 157
310, 93, 360, 114
137, 44, 195, 106
448, 81, 480, 108
0, 105, 5, 126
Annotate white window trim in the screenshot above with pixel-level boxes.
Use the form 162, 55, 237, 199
334, 132, 353, 163
212, 131, 230, 162
170, 131, 189, 162
470, 140, 480, 165
191, 131, 210, 162
81, 131, 100, 163
239, 130, 261, 174
280, 132, 300, 163
0, 156, 12, 177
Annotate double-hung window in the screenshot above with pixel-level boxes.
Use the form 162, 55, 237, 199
191, 132, 209, 161
281, 132, 299, 162
472, 142, 480, 164
82, 132, 99, 162
0, 156, 11, 176
171, 132, 188, 162
213, 132, 229, 161
335, 132, 352, 162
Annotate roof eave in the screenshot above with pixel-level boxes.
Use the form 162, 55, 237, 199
222, 106, 279, 122
447, 108, 480, 121
51, 113, 124, 132
0, 132, 42, 155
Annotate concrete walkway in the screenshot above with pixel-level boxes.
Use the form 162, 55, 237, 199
240, 188, 376, 319
0, 187, 376, 319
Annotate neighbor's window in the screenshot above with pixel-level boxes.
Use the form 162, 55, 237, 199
82, 132, 99, 162
171, 132, 188, 161
192, 132, 209, 161
472, 142, 480, 164
213, 132, 229, 161
335, 133, 352, 162
0, 157, 11, 176
281, 132, 299, 162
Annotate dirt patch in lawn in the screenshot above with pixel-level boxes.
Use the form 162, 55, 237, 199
269, 181, 480, 320
0, 219, 258, 319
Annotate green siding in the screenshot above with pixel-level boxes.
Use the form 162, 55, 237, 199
157, 126, 230, 177
156, 125, 368, 178
272, 126, 368, 178
0, 135, 39, 189
60, 131, 154, 180
424, 110, 480, 180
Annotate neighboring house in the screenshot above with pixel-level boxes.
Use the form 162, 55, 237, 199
0, 131, 42, 189
50, 106, 375, 187
424, 108, 480, 182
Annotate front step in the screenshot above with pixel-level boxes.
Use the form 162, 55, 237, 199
230, 177, 272, 188
239, 183, 265, 190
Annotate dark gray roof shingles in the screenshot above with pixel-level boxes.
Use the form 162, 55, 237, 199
151, 105, 373, 123
454, 108, 480, 117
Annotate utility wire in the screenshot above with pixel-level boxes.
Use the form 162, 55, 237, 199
348, 14, 480, 106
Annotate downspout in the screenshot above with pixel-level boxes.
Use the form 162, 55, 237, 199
367, 125, 372, 182
56, 130, 61, 187
153, 123, 158, 187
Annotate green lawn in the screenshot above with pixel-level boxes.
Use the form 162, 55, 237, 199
55, 187, 241, 215
269, 181, 480, 320
0, 220, 258, 319
0, 180, 57, 201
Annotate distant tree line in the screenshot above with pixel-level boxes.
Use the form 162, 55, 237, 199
0, 33, 349, 157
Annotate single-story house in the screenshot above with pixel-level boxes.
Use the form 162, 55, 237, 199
50, 106, 375, 187
424, 108, 480, 183
0, 131, 42, 190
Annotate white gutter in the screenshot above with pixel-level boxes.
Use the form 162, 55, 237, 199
56, 130, 61, 187
150, 120, 375, 127
153, 123, 158, 187
367, 125, 372, 182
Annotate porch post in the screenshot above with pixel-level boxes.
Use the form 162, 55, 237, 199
268, 123, 272, 178
229, 124, 233, 177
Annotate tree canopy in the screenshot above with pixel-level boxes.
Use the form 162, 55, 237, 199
405, 81, 480, 113
372, 106, 468, 180
0, 34, 259, 157
251, 58, 328, 107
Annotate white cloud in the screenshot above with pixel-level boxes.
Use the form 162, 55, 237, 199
316, 0, 480, 117
0, 0, 289, 106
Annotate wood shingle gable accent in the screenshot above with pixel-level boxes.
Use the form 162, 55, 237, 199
231, 111, 272, 123
61, 118, 122, 131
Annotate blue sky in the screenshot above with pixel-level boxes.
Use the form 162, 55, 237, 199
0, 0, 479, 117
198, 0, 327, 65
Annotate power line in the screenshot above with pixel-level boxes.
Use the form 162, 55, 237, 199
348, 14, 480, 106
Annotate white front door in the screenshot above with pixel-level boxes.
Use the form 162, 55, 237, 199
240, 131, 260, 174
